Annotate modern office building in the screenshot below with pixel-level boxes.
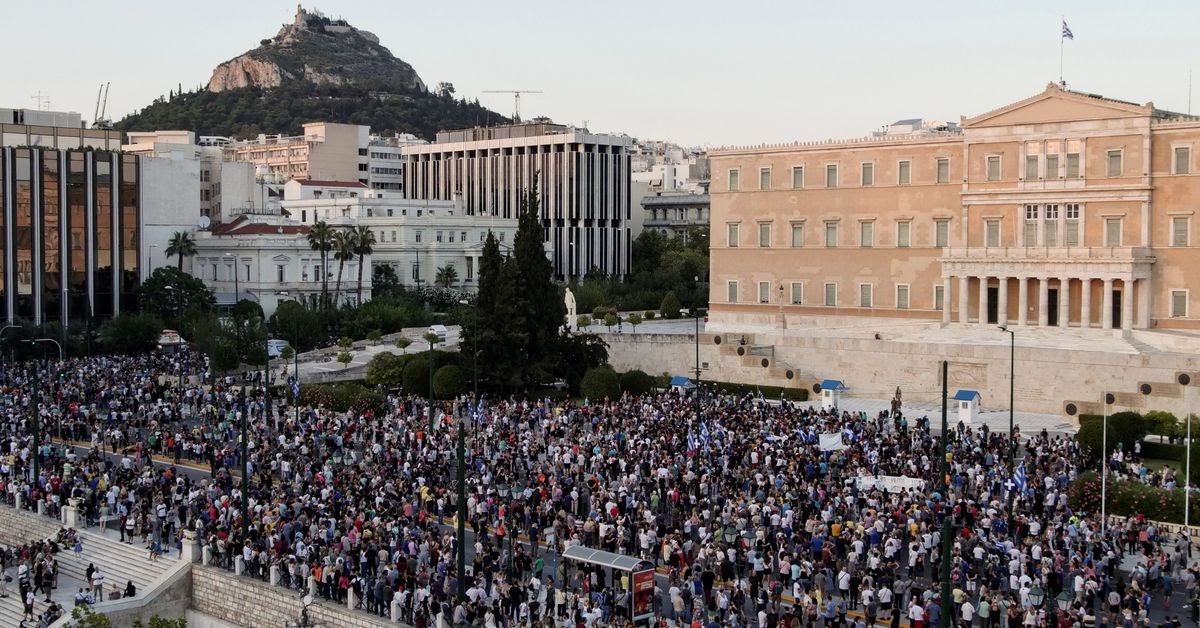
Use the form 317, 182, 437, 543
400, 122, 632, 279
708, 83, 1200, 332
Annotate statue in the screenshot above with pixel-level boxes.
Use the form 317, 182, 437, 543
891, 386, 903, 416
564, 287, 577, 331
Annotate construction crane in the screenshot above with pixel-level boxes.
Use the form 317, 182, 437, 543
482, 89, 542, 123
93, 82, 111, 129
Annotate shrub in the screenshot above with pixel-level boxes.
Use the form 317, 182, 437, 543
1067, 470, 1200, 525
402, 358, 431, 395
576, 315, 591, 329
337, 336, 353, 349
366, 329, 383, 342
627, 313, 642, 331
279, 345, 295, 361
298, 381, 385, 415
644, 311, 656, 320
365, 352, 406, 388
336, 351, 352, 368
603, 313, 617, 331
395, 337, 412, 350
660, 291, 682, 319
99, 312, 165, 354
1077, 411, 1148, 465
433, 365, 466, 399
620, 369, 655, 396
581, 365, 621, 401
591, 305, 616, 319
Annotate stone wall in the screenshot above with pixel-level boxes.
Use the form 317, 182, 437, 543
65, 564, 192, 627
191, 565, 398, 628
603, 330, 1200, 419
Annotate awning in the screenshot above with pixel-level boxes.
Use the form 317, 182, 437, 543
561, 544, 648, 572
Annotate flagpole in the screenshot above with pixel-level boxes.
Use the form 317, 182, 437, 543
1059, 16, 1065, 86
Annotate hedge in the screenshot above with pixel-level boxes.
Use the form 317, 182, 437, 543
1140, 441, 1186, 461
1067, 470, 1200, 526
581, 366, 621, 401
298, 381, 386, 415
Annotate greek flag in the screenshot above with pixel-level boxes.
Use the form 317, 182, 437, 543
1014, 463, 1028, 494
700, 422, 710, 444
1061, 20, 1073, 40
291, 381, 300, 397
687, 430, 699, 452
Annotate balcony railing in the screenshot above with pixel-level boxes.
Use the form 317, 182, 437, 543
941, 246, 1153, 261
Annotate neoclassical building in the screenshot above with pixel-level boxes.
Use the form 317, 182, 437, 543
709, 84, 1200, 332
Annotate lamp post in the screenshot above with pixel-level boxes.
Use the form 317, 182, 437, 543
456, 414, 467, 604
459, 299, 478, 396
26, 340, 62, 443
1101, 391, 1114, 535
938, 359, 952, 628
1180, 373, 1194, 530
425, 332, 438, 432
693, 276, 702, 421
147, 244, 158, 279
27, 338, 63, 362
240, 378, 249, 541
164, 285, 185, 390
998, 325, 1016, 469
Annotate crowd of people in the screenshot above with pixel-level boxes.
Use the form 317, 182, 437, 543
0, 349, 1194, 627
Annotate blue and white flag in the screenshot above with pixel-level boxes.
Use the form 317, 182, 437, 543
700, 422, 710, 444
1014, 463, 1028, 494
291, 381, 300, 397
1061, 20, 1074, 40
687, 430, 699, 452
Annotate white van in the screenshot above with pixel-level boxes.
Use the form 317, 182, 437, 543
428, 325, 448, 342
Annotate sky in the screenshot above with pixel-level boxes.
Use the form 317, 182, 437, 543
4, 0, 1199, 147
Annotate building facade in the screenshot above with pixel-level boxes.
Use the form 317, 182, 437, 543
123, 130, 259, 222
709, 84, 1200, 332
400, 122, 632, 280
642, 193, 709, 244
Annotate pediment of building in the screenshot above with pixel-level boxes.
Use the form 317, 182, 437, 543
962, 83, 1153, 128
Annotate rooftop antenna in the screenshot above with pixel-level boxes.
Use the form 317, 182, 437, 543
1189, 65, 1193, 116
482, 89, 543, 123
30, 90, 50, 111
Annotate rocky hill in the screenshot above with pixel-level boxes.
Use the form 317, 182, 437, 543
207, 6, 425, 93
116, 6, 507, 140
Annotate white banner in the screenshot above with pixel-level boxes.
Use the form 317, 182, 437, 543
854, 475, 926, 493
819, 433, 847, 452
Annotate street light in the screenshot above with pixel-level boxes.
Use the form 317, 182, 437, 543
147, 244, 158, 278
25, 338, 63, 362
459, 299, 478, 396
997, 325, 1016, 469
1180, 373, 1194, 529
692, 276, 702, 422
1100, 391, 1115, 534
1028, 585, 1045, 608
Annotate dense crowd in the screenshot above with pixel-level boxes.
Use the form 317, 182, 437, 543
0, 350, 1194, 627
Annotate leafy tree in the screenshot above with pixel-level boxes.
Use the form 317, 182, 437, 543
628, 313, 642, 332
210, 336, 240, 373
99, 312, 164, 354
337, 351, 352, 368
435, 264, 459, 289
268, 301, 321, 352
395, 337, 412, 350
365, 352, 406, 388
556, 333, 609, 394
576, 315, 591, 329
353, 225, 376, 303
306, 221, 335, 308
660, 291, 682, 319
338, 336, 353, 349
581, 365, 620, 401
137, 266, 215, 328
603, 313, 617, 331
1077, 411, 1148, 464
620, 369, 655, 396
461, 232, 507, 389
433, 364, 465, 398
372, 264, 402, 300
402, 357, 430, 394
165, 231, 197, 271
279, 345, 295, 361
71, 605, 113, 627
510, 182, 566, 387
436, 82, 456, 98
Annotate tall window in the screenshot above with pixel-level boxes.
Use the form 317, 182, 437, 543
790, 282, 803, 304
1105, 218, 1122, 246
1043, 204, 1059, 246
727, 223, 740, 247
986, 220, 1001, 248
1024, 204, 1039, 246
791, 166, 805, 189
277, 265, 286, 282
896, 285, 910, 309
1106, 150, 1123, 177
1025, 141, 1040, 179
1172, 290, 1189, 317
728, 169, 740, 191
758, 282, 770, 303
436, 231, 444, 243
727, 281, 739, 303
466, 257, 474, 280
859, 284, 873, 308
1175, 147, 1192, 175
1173, 216, 1190, 247
935, 220, 950, 247
934, 284, 945, 311
1065, 203, 1081, 246
897, 160, 911, 185
791, 223, 804, 247
415, 230, 423, 243
1066, 140, 1082, 178
758, 223, 772, 247
1046, 141, 1060, 178
825, 222, 838, 248
896, 221, 911, 248
825, 164, 838, 188
986, 155, 1001, 181
861, 162, 874, 186
824, 282, 837, 307
936, 158, 950, 184
860, 222, 874, 248
759, 167, 771, 190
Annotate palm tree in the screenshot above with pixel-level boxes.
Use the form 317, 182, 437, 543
306, 221, 334, 309
352, 224, 376, 303
332, 230, 355, 307
435, 264, 459, 289
165, 231, 197, 271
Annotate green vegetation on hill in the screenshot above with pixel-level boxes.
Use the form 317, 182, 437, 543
116, 82, 508, 141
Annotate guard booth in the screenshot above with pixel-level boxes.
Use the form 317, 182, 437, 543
561, 545, 656, 625
953, 389, 981, 425
819, 379, 847, 411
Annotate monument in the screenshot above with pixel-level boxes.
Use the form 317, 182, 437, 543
564, 287, 578, 331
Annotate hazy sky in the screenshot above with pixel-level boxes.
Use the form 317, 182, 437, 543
4, 0, 1198, 147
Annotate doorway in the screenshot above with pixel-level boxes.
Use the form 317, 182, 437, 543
987, 287, 999, 324
1047, 289, 1059, 327
1113, 290, 1122, 328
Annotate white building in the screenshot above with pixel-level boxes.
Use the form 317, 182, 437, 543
123, 130, 261, 223
401, 122, 632, 280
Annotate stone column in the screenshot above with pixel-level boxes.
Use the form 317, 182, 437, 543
235, 556, 245, 576
942, 276, 953, 324
978, 276, 990, 325
997, 277, 1009, 327
181, 530, 201, 563
959, 276, 971, 323
14, 493, 23, 511
347, 587, 358, 612
1038, 278, 1050, 327
63, 498, 80, 528
37, 500, 46, 517
1017, 277, 1028, 326
1080, 279, 1092, 329
1139, 276, 1152, 329
1059, 278, 1071, 328
1102, 278, 1114, 330
1122, 279, 1135, 331
202, 545, 212, 566
270, 565, 281, 586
